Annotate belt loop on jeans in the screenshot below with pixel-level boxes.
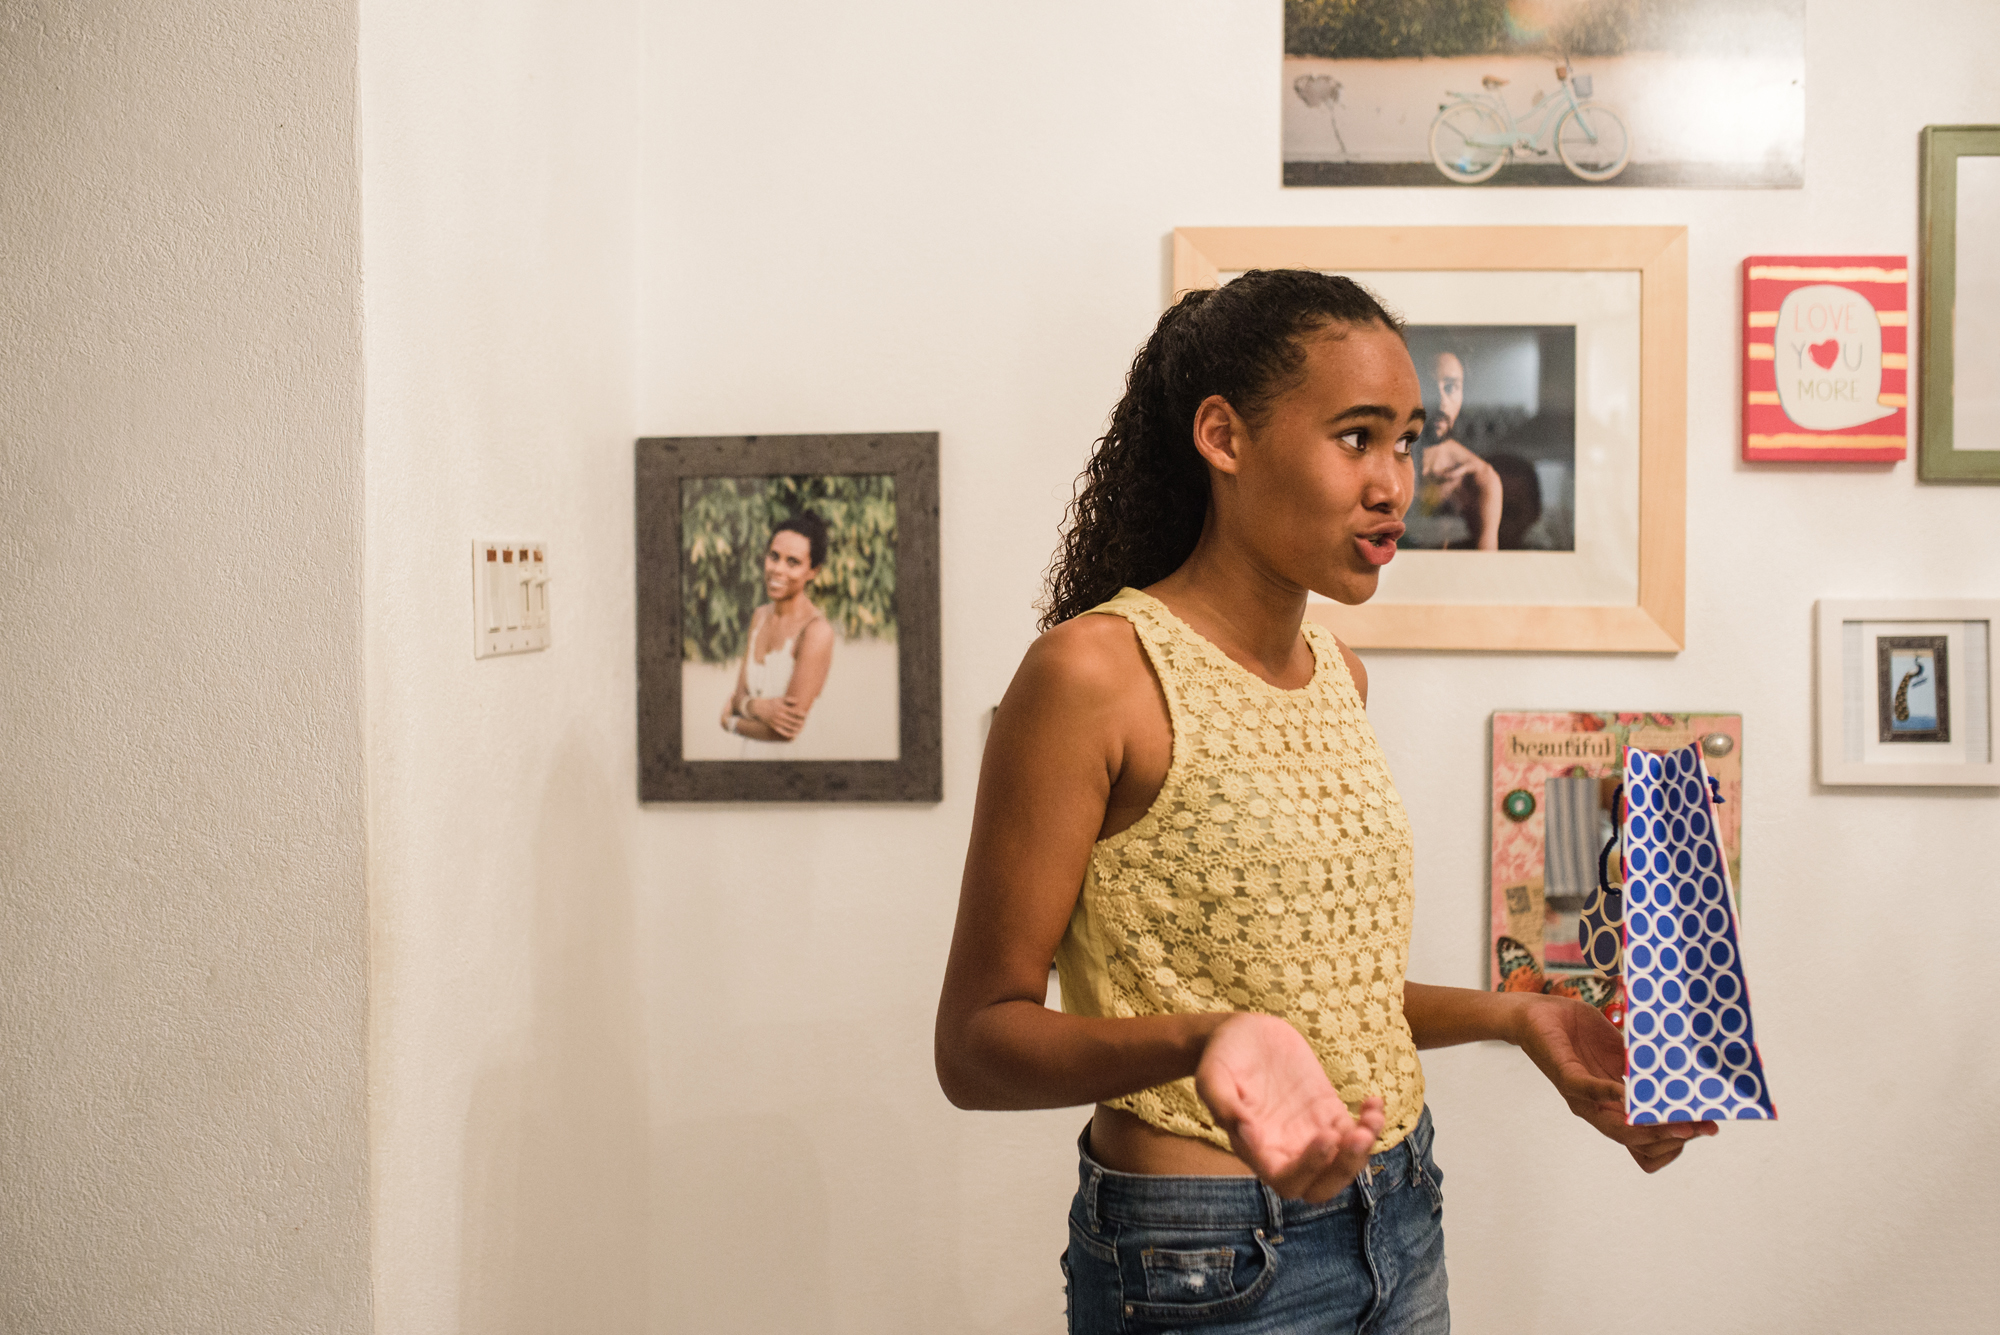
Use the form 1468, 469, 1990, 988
1356, 1159, 1378, 1209
1408, 1106, 1433, 1181
1260, 1181, 1286, 1235
1083, 1164, 1104, 1234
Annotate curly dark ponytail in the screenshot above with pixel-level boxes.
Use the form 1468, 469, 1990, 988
1038, 270, 1404, 629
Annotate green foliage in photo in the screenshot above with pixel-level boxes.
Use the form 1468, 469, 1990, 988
1284, 0, 1801, 60
1287, 0, 1505, 60
680, 473, 898, 665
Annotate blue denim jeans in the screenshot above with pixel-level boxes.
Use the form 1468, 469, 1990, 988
1062, 1107, 1448, 1334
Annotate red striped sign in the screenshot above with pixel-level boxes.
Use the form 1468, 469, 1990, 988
1741, 255, 1908, 462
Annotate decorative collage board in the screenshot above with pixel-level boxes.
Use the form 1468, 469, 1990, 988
1487, 711, 1770, 1121
1487, 711, 1744, 991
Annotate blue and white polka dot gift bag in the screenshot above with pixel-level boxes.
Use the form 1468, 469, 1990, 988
1620, 741, 1776, 1124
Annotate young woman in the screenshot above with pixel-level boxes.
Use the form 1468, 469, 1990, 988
934, 271, 1711, 1333
720, 512, 834, 756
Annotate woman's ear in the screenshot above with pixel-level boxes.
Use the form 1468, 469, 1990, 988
1191, 394, 1247, 475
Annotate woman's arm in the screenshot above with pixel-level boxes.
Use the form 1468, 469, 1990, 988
759, 617, 835, 741
936, 619, 1198, 1107
936, 617, 1381, 1201
1422, 441, 1503, 550
720, 609, 790, 740
721, 619, 754, 728
730, 707, 787, 741
1468, 459, 1503, 550
1402, 981, 1715, 1172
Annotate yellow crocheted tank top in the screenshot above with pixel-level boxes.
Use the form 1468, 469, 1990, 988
1054, 588, 1425, 1154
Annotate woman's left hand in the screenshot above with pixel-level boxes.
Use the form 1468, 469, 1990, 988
1513, 994, 1716, 1172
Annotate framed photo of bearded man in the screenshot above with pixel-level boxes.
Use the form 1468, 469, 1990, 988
1172, 225, 1686, 653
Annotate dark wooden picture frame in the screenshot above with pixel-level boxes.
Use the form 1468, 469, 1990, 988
636, 432, 941, 802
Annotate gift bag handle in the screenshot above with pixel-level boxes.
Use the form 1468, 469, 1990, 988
1598, 782, 1624, 895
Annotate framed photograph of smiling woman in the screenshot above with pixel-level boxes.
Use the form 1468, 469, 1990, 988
636, 432, 941, 802
1172, 225, 1686, 653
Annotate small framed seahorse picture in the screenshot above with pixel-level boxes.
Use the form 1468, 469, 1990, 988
1815, 599, 2000, 786
1741, 255, 1909, 463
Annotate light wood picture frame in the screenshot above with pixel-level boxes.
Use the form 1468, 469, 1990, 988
1917, 126, 2000, 483
1172, 226, 1687, 653
1815, 598, 1998, 787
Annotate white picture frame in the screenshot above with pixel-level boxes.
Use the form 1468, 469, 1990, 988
1815, 599, 1999, 787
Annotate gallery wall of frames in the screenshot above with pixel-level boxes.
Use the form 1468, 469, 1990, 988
584, 4, 2000, 1333
631, 0, 1994, 1171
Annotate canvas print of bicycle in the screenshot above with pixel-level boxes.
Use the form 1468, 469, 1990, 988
1282, 0, 1804, 188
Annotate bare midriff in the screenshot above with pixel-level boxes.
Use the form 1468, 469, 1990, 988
1088, 1102, 1256, 1178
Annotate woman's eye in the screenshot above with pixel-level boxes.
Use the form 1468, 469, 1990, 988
1337, 430, 1366, 451
1395, 433, 1418, 456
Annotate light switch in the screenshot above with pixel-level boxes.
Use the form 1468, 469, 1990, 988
473, 539, 551, 658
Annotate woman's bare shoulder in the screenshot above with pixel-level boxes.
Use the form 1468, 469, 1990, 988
799, 610, 835, 644
982, 612, 1160, 791
1004, 613, 1152, 718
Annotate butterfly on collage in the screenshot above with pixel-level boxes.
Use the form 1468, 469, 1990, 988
1494, 934, 1622, 1024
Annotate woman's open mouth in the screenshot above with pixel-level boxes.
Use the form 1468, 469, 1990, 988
1357, 527, 1402, 566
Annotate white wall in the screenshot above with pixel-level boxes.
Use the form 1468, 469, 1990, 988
630, 1, 2000, 1332
10, 0, 1997, 1331
0, 1, 370, 1331
152, 0, 1998, 1330
357, 2, 648, 1331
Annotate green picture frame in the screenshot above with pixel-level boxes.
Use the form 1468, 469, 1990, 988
1918, 125, 2000, 482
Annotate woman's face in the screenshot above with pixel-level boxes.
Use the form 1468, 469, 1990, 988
1219, 322, 1422, 606
763, 530, 819, 602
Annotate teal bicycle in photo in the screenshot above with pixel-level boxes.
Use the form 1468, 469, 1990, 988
1429, 63, 1629, 184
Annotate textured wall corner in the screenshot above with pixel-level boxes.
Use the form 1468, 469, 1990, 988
0, 2, 370, 1331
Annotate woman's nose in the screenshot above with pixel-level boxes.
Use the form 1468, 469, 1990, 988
1367, 456, 1409, 509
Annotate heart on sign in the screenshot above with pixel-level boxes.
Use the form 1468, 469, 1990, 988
1809, 338, 1840, 370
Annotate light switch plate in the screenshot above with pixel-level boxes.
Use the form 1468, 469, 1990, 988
473, 539, 551, 658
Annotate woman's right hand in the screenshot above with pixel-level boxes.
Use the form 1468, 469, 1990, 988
1194, 1012, 1384, 1203
755, 696, 810, 739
